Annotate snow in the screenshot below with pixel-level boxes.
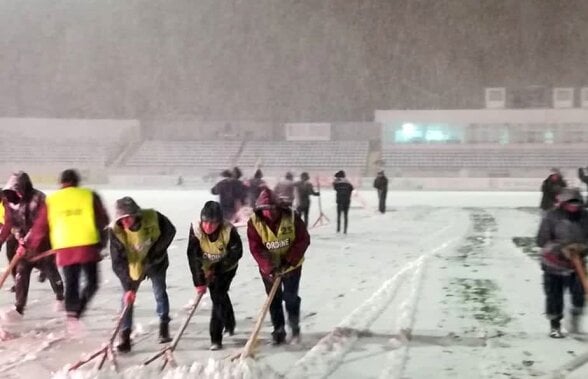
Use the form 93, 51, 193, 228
2, 189, 588, 378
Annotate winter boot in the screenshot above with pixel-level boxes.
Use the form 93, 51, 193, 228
288, 316, 300, 343
210, 342, 223, 351
158, 321, 172, 344
272, 327, 286, 346
550, 319, 564, 339
117, 329, 132, 353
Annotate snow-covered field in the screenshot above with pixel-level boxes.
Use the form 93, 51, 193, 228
2, 189, 588, 379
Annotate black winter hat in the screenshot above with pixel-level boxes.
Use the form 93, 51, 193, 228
335, 170, 345, 178
201, 201, 223, 222
254, 169, 263, 179
60, 169, 80, 186
115, 196, 142, 221
300, 172, 310, 181
285, 172, 294, 181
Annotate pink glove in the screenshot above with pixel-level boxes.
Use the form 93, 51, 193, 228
124, 290, 136, 305
196, 286, 207, 295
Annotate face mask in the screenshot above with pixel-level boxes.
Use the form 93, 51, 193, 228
201, 221, 219, 234
262, 209, 277, 220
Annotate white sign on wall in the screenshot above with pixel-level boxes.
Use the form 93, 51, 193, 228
285, 123, 331, 141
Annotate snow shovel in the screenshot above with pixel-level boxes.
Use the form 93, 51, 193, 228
563, 244, 588, 293
311, 178, 329, 229
143, 292, 205, 370
0, 254, 20, 290
29, 249, 57, 263
68, 303, 131, 372
229, 275, 282, 361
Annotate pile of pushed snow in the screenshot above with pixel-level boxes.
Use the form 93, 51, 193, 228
51, 358, 282, 379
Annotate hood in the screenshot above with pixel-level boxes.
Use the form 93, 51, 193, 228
115, 196, 142, 221
255, 188, 277, 210
2, 171, 33, 199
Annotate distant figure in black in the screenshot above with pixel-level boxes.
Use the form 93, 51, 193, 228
333, 170, 353, 234
373, 171, 388, 214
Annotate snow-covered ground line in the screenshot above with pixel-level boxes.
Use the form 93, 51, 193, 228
2, 190, 588, 378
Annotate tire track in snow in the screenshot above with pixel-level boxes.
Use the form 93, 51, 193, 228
377, 248, 428, 379
286, 223, 464, 379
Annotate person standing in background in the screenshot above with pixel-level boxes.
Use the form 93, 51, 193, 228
294, 172, 319, 226
333, 170, 353, 234
274, 172, 295, 207
373, 170, 388, 214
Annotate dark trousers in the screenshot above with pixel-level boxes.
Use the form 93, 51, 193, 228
337, 203, 349, 233
209, 267, 237, 344
543, 272, 585, 322
15, 255, 64, 313
297, 206, 310, 226
5, 236, 18, 278
378, 190, 387, 214
62, 262, 99, 318
121, 268, 170, 331
262, 267, 302, 332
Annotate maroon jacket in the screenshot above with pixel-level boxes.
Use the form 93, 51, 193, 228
247, 209, 310, 276
24, 187, 110, 267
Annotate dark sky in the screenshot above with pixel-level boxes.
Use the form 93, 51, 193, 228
0, 0, 587, 121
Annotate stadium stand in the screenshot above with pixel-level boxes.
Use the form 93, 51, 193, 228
382, 144, 588, 169
124, 140, 242, 169
237, 140, 369, 171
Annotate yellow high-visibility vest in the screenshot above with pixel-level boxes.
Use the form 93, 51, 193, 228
0, 201, 4, 225
46, 187, 99, 249
251, 212, 303, 273
193, 221, 237, 272
113, 209, 160, 280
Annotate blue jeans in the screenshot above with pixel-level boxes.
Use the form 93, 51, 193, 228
121, 269, 170, 331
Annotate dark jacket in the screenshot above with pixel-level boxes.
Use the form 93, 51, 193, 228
25, 187, 110, 266
274, 179, 295, 206
333, 178, 354, 206
212, 177, 245, 216
294, 180, 319, 209
0, 172, 49, 254
247, 209, 310, 276
540, 174, 567, 211
109, 211, 176, 291
187, 224, 243, 287
248, 177, 267, 206
374, 175, 388, 193
537, 207, 588, 275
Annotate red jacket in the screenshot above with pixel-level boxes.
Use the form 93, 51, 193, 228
25, 189, 110, 267
247, 210, 310, 276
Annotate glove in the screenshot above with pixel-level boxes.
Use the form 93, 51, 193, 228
196, 285, 207, 295
16, 245, 27, 258
124, 290, 136, 305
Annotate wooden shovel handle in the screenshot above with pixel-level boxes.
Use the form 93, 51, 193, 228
570, 254, 588, 293
0, 254, 20, 289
